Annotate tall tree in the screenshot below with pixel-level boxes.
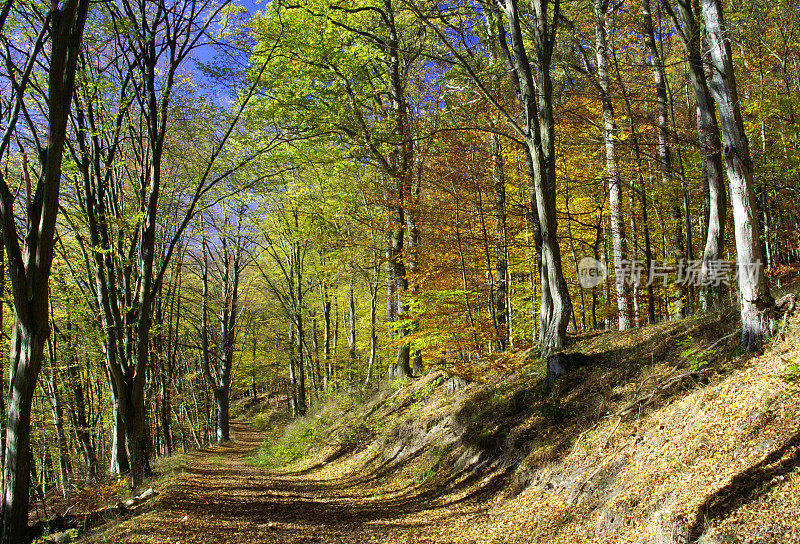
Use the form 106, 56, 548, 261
573, 0, 633, 329
664, 0, 727, 310
0, 0, 90, 541
66, 0, 278, 485
414, 0, 574, 352
700, 0, 773, 350
199, 201, 253, 443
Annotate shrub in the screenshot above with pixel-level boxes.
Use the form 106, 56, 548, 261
250, 419, 317, 468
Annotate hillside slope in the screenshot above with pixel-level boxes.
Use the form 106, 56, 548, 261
253, 310, 800, 544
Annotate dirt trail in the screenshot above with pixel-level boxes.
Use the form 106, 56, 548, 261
85, 420, 471, 544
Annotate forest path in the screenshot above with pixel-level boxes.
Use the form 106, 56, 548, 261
84, 419, 465, 543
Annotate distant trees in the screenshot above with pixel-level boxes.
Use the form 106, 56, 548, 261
199, 200, 255, 443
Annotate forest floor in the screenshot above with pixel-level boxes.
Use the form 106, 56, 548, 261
80, 419, 473, 544
77, 294, 800, 544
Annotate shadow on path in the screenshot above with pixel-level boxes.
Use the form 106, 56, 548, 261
83, 420, 485, 543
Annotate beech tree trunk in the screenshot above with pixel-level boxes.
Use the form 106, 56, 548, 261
500, 0, 572, 353
700, 0, 773, 350
668, 0, 727, 310
214, 387, 231, 443
375, 0, 413, 379
594, 0, 632, 329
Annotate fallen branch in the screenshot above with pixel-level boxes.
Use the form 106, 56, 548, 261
29, 488, 157, 544
615, 367, 711, 418
603, 416, 623, 448
672, 331, 738, 369
775, 293, 797, 315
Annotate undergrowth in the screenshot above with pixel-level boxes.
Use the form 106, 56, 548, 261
249, 390, 373, 469
250, 409, 288, 432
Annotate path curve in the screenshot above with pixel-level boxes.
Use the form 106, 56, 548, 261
84, 420, 458, 544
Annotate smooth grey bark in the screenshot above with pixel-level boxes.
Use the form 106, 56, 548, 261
584, 0, 632, 329
671, 0, 726, 310
700, 0, 773, 350
564, 176, 587, 330
0, 0, 89, 540
213, 388, 231, 443
288, 324, 300, 417
310, 315, 322, 392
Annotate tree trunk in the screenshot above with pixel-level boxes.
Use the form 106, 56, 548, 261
289, 325, 299, 418
347, 279, 356, 362
700, 0, 773, 350
595, 0, 632, 329
0, 240, 4, 473
0, 1, 90, 539
121, 378, 148, 488
643, 0, 684, 319
214, 387, 230, 443
294, 235, 307, 413
109, 396, 129, 475
501, 0, 572, 353
322, 284, 332, 389
2, 330, 46, 543
366, 260, 379, 385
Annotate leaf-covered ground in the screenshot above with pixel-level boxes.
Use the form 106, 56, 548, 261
81, 309, 800, 544
81, 420, 486, 544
